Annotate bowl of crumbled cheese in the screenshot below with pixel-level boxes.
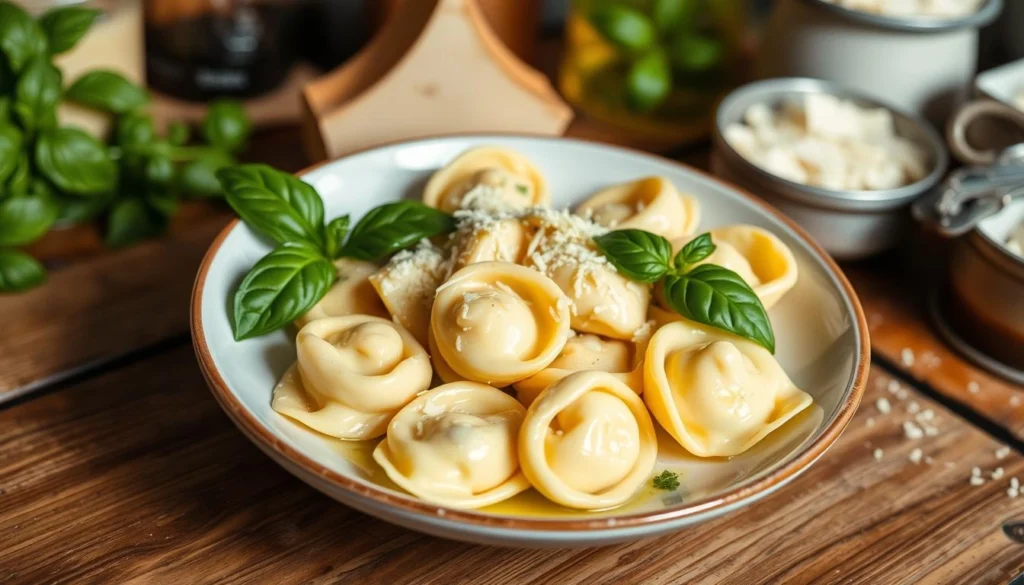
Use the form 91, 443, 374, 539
712, 77, 947, 259
756, 0, 1002, 123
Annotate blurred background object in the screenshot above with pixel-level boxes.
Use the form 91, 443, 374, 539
559, 0, 749, 150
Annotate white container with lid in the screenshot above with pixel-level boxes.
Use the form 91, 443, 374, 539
756, 0, 1002, 124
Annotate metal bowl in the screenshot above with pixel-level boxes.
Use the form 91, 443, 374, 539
802, 0, 1002, 33
712, 77, 949, 259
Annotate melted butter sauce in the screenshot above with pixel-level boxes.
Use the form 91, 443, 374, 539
323, 404, 823, 520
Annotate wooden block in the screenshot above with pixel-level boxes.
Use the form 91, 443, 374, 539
0, 346, 1020, 584
847, 264, 1024, 441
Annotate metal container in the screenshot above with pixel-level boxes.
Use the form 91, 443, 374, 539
913, 147, 1024, 382
712, 77, 948, 260
756, 0, 1002, 123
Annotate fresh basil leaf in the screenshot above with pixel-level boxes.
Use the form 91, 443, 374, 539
325, 215, 349, 259
626, 50, 671, 113
36, 127, 117, 196
663, 264, 775, 353
652, 0, 698, 34
341, 201, 454, 262
105, 197, 168, 247
6, 151, 29, 195
166, 121, 190, 146
202, 100, 250, 153
0, 248, 45, 292
53, 190, 112, 225
39, 5, 100, 55
232, 242, 335, 340
0, 190, 58, 246
114, 111, 155, 146
674, 231, 715, 270
0, 96, 10, 123
669, 34, 724, 73
0, 3, 47, 72
178, 151, 230, 198
593, 228, 672, 283
13, 58, 61, 132
0, 123, 22, 184
145, 189, 178, 217
589, 4, 655, 53
144, 155, 174, 187
66, 70, 148, 114
217, 164, 325, 248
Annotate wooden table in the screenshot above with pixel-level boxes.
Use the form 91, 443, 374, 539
2, 128, 1023, 585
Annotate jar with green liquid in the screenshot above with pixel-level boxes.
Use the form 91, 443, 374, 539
560, 0, 747, 148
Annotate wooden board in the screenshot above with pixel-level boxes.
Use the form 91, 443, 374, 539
1, 345, 1021, 584
847, 264, 1024, 442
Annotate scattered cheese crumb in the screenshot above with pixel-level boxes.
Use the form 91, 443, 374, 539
1012, 477, 1020, 490
996, 446, 1011, 460
992, 467, 1005, 480
902, 420, 924, 440
970, 476, 985, 486
866, 417, 876, 427
906, 401, 920, 415
1012, 396, 1022, 408
967, 381, 980, 394
909, 448, 923, 464
876, 397, 892, 414
873, 448, 884, 461
972, 466, 982, 477
887, 380, 901, 394
901, 348, 915, 367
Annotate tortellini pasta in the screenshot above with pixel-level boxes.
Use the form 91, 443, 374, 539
369, 241, 450, 346
519, 371, 657, 510
373, 382, 531, 508
295, 258, 389, 328
544, 262, 650, 340
669, 225, 798, 309
431, 262, 571, 386
272, 315, 432, 440
514, 334, 644, 406
451, 218, 532, 270
576, 176, 700, 240
643, 319, 812, 457
423, 147, 549, 213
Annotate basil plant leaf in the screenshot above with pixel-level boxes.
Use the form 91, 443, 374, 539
663, 264, 775, 353
13, 57, 61, 132
341, 201, 454, 262
593, 228, 672, 283
674, 231, 715, 271
202, 99, 250, 153
53, 191, 112, 225
652, 0, 699, 35
232, 242, 335, 340
325, 215, 349, 259
166, 121, 190, 146
179, 152, 231, 198
5, 152, 29, 196
626, 50, 671, 113
0, 123, 23, 185
66, 70, 148, 114
36, 127, 117, 196
0, 190, 58, 246
217, 164, 325, 248
114, 111, 156, 146
39, 5, 100, 55
0, 3, 47, 72
589, 4, 655, 53
105, 197, 168, 248
0, 248, 46, 292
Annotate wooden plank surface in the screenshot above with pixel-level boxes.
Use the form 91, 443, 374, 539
847, 264, 1024, 442
2, 345, 1022, 585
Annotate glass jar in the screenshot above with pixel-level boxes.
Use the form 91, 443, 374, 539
560, 0, 748, 148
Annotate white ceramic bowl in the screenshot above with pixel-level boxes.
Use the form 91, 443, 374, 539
191, 135, 869, 547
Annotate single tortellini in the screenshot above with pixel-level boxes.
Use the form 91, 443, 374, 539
272, 315, 432, 440
423, 147, 548, 213
576, 176, 700, 240
669, 225, 798, 309
514, 334, 644, 406
431, 262, 571, 386
451, 218, 532, 270
519, 371, 657, 510
295, 258, 389, 328
428, 327, 465, 384
373, 382, 531, 508
369, 241, 450, 346
644, 319, 813, 458
543, 262, 650, 340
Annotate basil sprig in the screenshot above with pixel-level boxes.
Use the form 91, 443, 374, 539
0, 1, 252, 292
595, 229, 775, 353
218, 165, 455, 340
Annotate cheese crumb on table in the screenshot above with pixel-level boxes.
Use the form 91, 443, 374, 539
876, 397, 892, 414
873, 448, 884, 461
901, 348, 915, 367
996, 446, 1011, 460
909, 448, 923, 464
724, 94, 929, 191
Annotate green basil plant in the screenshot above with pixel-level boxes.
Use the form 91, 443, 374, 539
0, 1, 251, 292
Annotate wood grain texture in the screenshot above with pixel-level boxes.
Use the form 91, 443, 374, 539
1, 346, 1022, 585
847, 264, 1024, 441
0, 217, 228, 404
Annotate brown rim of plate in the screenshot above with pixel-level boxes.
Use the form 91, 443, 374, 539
190, 132, 870, 533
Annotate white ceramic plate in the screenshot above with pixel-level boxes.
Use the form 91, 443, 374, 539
192, 135, 869, 547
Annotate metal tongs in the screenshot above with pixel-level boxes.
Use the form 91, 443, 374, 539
914, 143, 1024, 237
